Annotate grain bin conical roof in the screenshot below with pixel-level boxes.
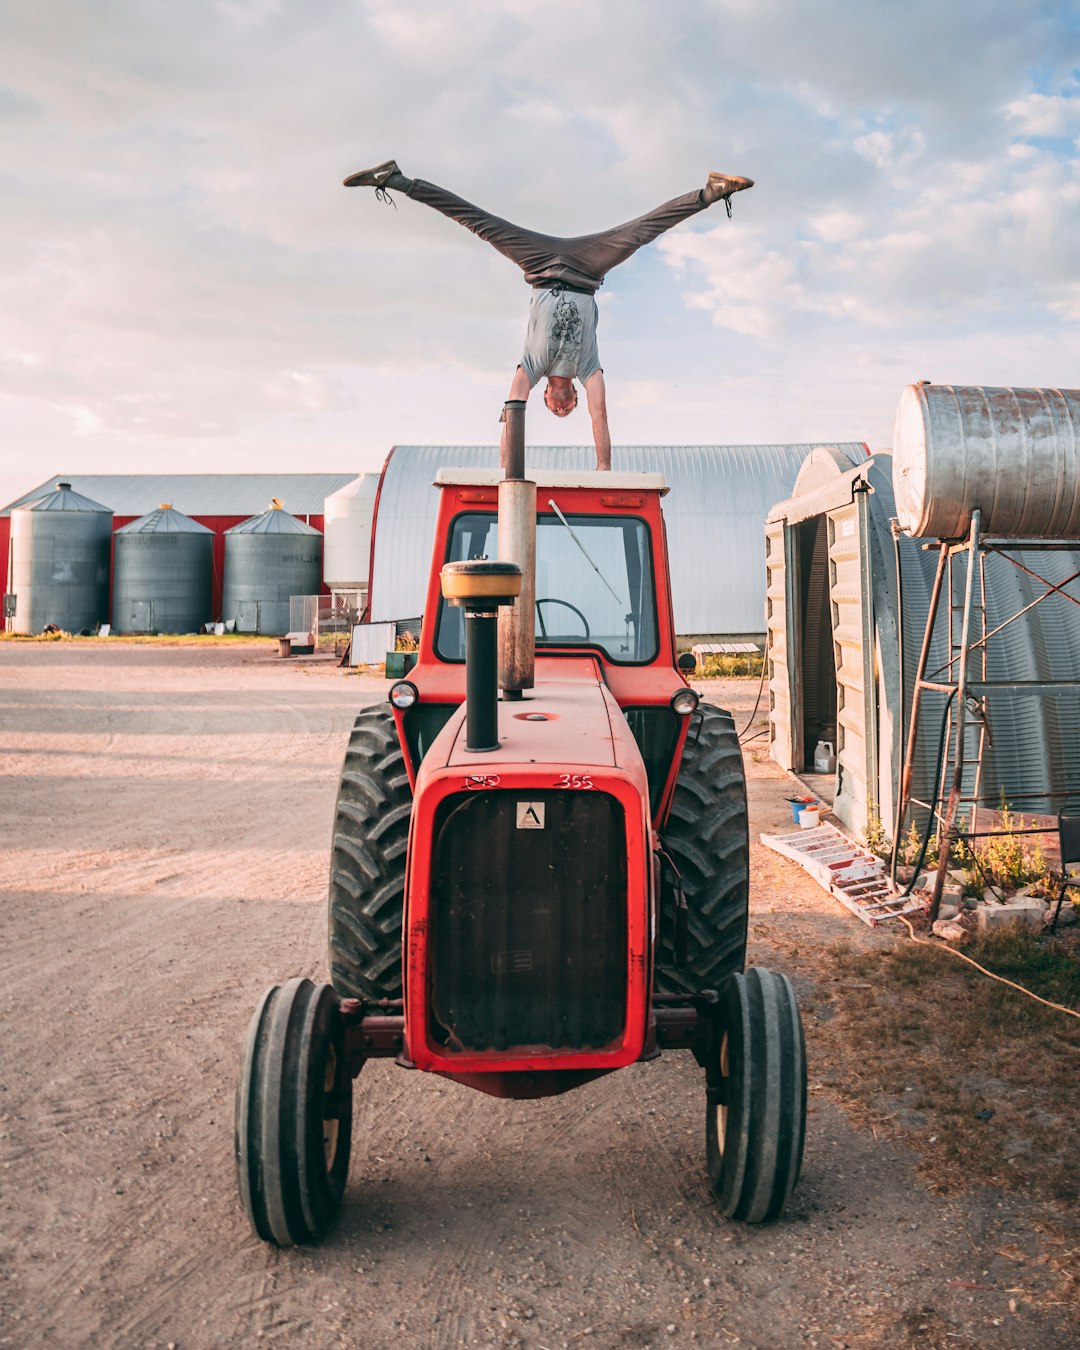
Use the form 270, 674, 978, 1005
225, 498, 322, 536
23, 481, 111, 513
117, 504, 213, 535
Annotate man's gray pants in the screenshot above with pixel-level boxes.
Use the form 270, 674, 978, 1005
402, 178, 709, 293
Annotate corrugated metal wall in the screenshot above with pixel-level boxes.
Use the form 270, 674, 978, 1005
768, 451, 1080, 840
368, 442, 867, 636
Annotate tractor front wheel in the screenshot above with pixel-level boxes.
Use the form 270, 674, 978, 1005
235, 978, 354, 1246
656, 703, 749, 994
328, 704, 412, 1000
706, 967, 806, 1223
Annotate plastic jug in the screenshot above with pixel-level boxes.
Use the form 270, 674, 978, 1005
814, 739, 836, 774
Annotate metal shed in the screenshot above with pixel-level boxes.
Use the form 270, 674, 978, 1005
765, 450, 1080, 842
366, 443, 868, 638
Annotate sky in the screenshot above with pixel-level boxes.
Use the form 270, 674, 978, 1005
2, 0, 1079, 508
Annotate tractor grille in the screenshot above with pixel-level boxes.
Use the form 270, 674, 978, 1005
429, 790, 628, 1054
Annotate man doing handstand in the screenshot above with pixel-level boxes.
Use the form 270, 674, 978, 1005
344, 162, 753, 469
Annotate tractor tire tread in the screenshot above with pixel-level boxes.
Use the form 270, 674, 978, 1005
328, 705, 412, 1000
655, 704, 749, 995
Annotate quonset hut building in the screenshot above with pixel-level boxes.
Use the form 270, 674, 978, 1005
365, 444, 868, 640
765, 385, 1080, 845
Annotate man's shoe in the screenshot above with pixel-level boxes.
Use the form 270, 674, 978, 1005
343, 159, 401, 188
703, 173, 754, 205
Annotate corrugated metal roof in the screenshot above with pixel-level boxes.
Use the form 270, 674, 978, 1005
369, 444, 868, 634
16, 482, 111, 514
1, 473, 359, 518
226, 505, 322, 536
116, 506, 213, 535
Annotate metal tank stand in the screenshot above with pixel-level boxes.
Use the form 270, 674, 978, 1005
893, 509, 1080, 920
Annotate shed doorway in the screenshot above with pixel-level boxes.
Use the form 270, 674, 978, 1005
796, 516, 837, 788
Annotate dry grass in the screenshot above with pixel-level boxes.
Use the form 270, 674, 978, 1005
808, 927, 1080, 1208
802, 925, 1080, 1331
0, 631, 272, 645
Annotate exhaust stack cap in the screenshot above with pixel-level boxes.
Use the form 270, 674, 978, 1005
440, 560, 522, 607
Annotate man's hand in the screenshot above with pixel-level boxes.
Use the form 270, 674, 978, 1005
584, 372, 611, 471
500, 366, 534, 468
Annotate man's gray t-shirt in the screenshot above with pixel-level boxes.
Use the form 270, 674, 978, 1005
518, 288, 602, 388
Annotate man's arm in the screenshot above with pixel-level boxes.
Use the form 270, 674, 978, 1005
583, 371, 611, 471
500, 366, 533, 468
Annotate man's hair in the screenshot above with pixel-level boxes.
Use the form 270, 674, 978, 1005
544, 381, 578, 415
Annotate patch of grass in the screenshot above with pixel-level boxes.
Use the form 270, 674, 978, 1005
693, 652, 764, 678
0, 631, 272, 645
810, 927, 1080, 1209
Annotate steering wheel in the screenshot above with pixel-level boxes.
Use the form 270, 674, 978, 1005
535, 598, 591, 640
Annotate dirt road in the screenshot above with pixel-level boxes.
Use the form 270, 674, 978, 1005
1, 643, 1074, 1348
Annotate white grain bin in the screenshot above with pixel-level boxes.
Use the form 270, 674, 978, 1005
9, 481, 113, 634
893, 383, 1080, 539
323, 474, 377, 595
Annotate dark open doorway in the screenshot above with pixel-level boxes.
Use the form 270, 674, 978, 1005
797, 516, 837, 784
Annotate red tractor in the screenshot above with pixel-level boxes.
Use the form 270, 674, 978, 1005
236, 419, 806, 1245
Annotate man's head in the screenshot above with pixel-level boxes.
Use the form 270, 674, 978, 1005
544, 376, 578, 417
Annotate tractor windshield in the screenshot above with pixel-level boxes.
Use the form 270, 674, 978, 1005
436, 510, 659, 664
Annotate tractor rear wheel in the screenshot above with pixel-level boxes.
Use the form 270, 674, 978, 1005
328, 705, 412, 1000
656, 703, 749, 995
706, 967, 806, 1223
235, 978, 354, 1246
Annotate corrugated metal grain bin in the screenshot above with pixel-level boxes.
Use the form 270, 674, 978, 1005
222, 500, 323, 636
9, 482, 113, 634
112, 505, 214, 634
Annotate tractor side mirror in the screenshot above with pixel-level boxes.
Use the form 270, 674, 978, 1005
676, 652, 697, 674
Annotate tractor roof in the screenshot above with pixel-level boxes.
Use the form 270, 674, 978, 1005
434, 468, 669, 496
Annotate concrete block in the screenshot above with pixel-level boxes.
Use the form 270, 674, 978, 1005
932, 919, 967, 942
975, 897, 1048, 933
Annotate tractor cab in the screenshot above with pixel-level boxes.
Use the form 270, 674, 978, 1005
391, 469, 696, 827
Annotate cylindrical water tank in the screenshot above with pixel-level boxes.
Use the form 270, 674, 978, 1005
222, 500, 323, 635
112, 505, 214, 634
893, 383, 1080, 539
9, 482, 113, 634
323, 474, 377, 589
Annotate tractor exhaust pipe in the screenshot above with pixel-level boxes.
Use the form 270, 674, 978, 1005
440, 561, 522, 753
498, 399, 536, 700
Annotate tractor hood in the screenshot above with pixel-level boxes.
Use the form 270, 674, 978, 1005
403, 652, 656, 1078
415, 655, 650, 789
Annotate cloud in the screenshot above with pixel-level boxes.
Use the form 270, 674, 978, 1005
1005, 90, 1080, 138
1, 0, 1079, 511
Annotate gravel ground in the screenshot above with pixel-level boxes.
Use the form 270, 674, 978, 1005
0, 642, 1076, 1349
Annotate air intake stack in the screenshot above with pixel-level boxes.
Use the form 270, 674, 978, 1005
440, 560, 522, 752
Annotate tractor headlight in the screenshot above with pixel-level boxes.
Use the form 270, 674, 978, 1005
671, 688, 699, 716
389, 681, 419, 710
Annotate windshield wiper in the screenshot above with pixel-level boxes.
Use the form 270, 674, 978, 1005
547, 499, 625, 605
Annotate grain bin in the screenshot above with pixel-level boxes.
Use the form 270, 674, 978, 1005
323, 473, 376, 594
893, 383, 1080, 539
222, 500, 323, 635
9, 482, 113, 634
112, 505, 213, 634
